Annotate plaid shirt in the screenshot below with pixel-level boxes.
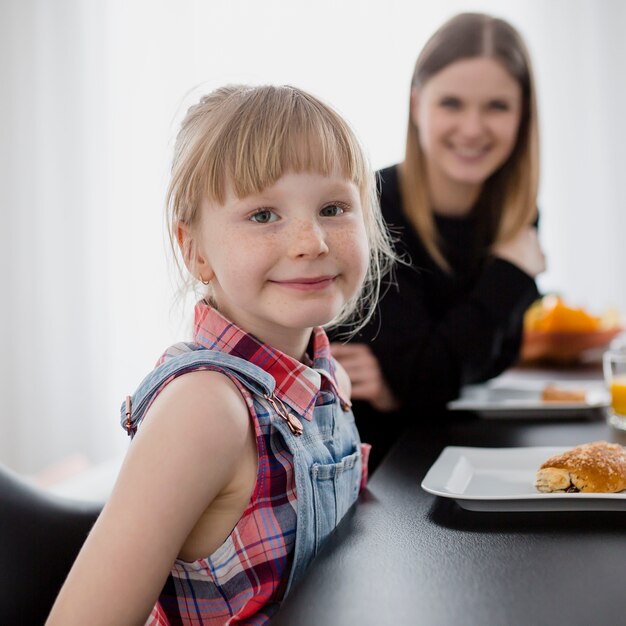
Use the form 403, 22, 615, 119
145, 301, 352, 625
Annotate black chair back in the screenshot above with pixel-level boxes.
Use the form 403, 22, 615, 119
0, 464, 102, 625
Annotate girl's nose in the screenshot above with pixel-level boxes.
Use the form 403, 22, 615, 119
288, 220, 330, 258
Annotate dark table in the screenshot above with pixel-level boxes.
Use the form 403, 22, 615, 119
271, 414, 626, 626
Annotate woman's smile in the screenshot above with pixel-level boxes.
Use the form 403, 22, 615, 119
448, 143, 491, 162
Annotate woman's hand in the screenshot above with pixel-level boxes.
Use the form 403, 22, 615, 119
492, 226, 546, 278
330, 343, 400, 412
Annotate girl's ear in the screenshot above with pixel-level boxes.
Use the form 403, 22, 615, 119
176, 222, 214, 284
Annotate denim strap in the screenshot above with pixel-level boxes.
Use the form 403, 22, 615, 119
120, 350, 275, 432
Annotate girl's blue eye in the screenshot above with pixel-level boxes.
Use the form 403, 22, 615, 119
250, 209, 278, 224
320, 204, 344, 217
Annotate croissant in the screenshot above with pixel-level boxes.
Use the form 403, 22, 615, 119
535, 441, 626, 493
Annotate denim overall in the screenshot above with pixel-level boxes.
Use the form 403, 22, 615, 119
120, 346, 363, 595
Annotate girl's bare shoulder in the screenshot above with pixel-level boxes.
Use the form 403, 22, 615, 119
138, 369, 252, 454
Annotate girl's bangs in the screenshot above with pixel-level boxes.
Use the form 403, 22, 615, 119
207, 96, 366, 202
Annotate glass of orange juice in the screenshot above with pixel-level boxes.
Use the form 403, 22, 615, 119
603, 349, 626, 430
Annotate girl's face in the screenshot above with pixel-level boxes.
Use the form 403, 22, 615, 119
412, 57, 523, 191
190, 171, 369, 357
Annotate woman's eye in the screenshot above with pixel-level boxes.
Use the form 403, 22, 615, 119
250, 209, 278, 224
440, 97, 461, 109
489, 100, 510, 111
320, 204, 345, 217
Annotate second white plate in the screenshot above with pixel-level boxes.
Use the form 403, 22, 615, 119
447, 379, 609, 419
421, 446, 626, 511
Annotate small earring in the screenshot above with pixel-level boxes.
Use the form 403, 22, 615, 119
199, 275, 210, 285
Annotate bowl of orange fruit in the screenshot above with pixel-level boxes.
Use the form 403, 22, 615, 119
521, 295, 623, 363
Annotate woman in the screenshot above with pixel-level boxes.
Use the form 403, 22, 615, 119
331, 13, 546, 470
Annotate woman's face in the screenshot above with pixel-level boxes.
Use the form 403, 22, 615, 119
412, 57, 523, 190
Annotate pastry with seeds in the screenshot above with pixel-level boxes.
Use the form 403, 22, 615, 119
535, 441, 626, 493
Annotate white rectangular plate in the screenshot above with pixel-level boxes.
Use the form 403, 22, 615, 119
421, 446, 626, 511
447, 379, 609, 419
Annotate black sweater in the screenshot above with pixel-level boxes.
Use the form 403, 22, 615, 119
334, 165, 540, 466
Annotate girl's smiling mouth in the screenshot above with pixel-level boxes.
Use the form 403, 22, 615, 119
270, 275, 337, 291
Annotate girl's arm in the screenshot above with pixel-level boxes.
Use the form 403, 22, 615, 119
46, 370, 251, 626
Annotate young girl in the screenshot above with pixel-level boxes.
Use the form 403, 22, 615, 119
47, 85, 395, 625
331, 12, 547, 469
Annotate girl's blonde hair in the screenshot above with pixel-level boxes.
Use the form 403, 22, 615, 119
401, 12, 540, 271
166, 84, 395, 333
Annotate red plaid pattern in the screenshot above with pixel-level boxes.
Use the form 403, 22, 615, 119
190, 300, 351, 418
143, 301, 348, 625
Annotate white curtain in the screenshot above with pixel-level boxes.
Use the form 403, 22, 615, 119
2, 0, 625, 474
1, 1, 120, 474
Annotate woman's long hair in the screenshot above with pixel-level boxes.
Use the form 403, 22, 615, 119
400, 12, 539, 271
